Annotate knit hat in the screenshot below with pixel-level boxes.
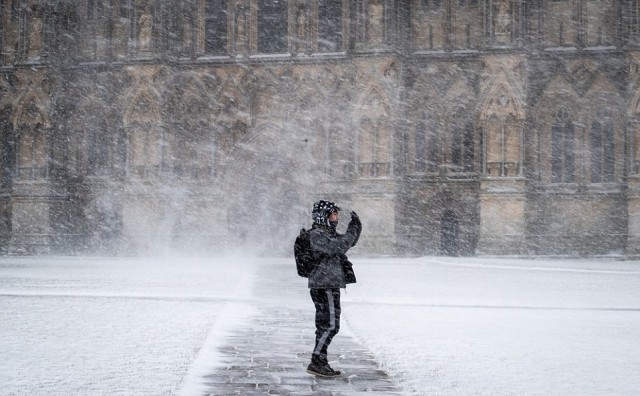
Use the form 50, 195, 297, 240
312, 200, 341, 227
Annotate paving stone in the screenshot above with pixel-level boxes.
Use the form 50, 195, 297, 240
198, 262, 405, 395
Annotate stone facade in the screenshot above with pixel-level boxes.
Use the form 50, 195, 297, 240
0, 1, 639, 257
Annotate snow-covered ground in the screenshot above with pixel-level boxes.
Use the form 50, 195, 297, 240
0, 256, 257, 395
1, 255, 639, 395
343, 257, 640, 395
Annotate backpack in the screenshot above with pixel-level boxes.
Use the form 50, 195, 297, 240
294, 228, 316, 277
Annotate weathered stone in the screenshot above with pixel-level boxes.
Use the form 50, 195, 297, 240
0, 3, 636, 257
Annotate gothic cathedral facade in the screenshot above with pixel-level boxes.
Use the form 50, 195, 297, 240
1, 0, 640, 257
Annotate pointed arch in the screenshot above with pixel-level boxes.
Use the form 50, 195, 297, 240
78, 96, 112, 176
479, 83, 525, 121
533, 74, 580, 183
585, 74, 620, 103
214, 76, 249, 127
628, 81, 640, 175
14, 96, 49, 180
163, 73, 216, 180
0, 106, 15, 188
443, 78, 477, 173
444, 77, 475, 104
539, 73, 580, 111
410, 117, 439, 174
294, 90, 324, 125
550, 106, 576, 183
356, 85, 392, 116
251, 79, 284, 126
629, 83, 640, 118
14, 94, 49, 129
123, 89, 163, 177
355, 85, 392, 178
584, 75, 624, 183
479, 81, 525, 177
123, 89, 161, 127
163, 73, 211, 127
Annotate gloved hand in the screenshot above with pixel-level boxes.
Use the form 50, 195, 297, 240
348, 211, 362, 246
350, 211, 361, 227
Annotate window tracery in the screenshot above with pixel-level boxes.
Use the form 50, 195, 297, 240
589, 111, 615, 183
204, 0, 228, 55
551, 107, 575, 183
448, 106, 474, 173
257, 0, 288, 53
318, 0, 342, 52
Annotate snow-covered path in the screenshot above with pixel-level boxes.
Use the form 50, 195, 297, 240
183, 259, 402, 395
0, 256, 639, 395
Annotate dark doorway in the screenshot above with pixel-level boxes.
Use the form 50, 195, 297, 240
440, 210, 459, 256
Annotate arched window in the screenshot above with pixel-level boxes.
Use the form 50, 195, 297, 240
119, 0, 130, 17
18, 126, 47, 180
126, 92, 163, 178
87, 119, 108, 176
414, 0, 445, 50
546, 0, 576, 47
11, 0, 19, 22
84, 0, 108, 60
130, 126, 161, 177
428, 125, 438, 172
318, 0, 342, 52
328, 126, 350, 177
358, 117, 390, 177
416, 122, 427, 173
450, 108, 474, 172
1, 0, 21, 64
455, 0, 480, 49
258, 0, 288, 53
590, 113, 615, 183
0, 3, 4, 64
0, 108, 15, 188
365, 0, 384, 46
451, 123, 462, 168
414, 121, 438, 173
551, 107, 574, 183
86, 0, 104, 20
463, 123, 474, 171
205, 0, 228, 55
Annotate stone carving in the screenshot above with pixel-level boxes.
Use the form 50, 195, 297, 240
367, 0, 384, 46
138, 3, 153, 52
494, 0, 511, 43
294, 1, 308, 55
27, 2, 43, 61
232, 1, 247, 56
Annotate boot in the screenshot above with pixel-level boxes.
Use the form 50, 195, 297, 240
319, 355, 341, 376
306, 355, 339, 378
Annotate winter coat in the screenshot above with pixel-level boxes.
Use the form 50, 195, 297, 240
307, 220, 360, 289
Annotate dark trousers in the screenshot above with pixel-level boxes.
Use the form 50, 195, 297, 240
310, 288, 341, 359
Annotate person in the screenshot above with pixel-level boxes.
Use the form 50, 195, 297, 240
306, 200, 362, 377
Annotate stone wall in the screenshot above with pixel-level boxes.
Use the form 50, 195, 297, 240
0, 1, 638, 257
